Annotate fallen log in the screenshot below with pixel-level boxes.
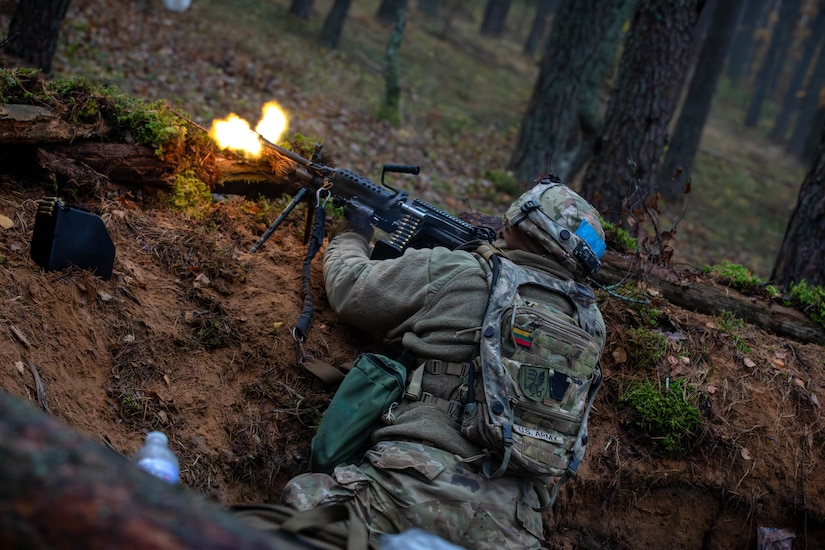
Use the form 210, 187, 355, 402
35, 142, 302, 197
593, 250, 825, 345
0, 103, 106, 143
0, 390, 334, 550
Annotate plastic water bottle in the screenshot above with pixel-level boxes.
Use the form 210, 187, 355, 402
132, 431, 180, 484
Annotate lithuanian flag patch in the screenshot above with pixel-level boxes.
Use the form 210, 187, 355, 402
512, 327, 533, 348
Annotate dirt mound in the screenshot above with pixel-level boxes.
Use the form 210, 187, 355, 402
1, 174, 823, 548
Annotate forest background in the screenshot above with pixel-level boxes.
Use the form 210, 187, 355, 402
8, 0, 823, 282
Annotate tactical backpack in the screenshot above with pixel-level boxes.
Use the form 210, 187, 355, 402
460, 250, 603, 509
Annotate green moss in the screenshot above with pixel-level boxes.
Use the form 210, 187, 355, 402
0, 68, 189, 155
704, 261, 764, 292
788, 281, 825, 328
602, 220, 637, 252
167, 170, 212, 216
119, 394, 143, 417
625, 327, 668, 368
619, 378, 702, 453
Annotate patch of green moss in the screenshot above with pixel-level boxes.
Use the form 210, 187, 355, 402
602, 220, 637, 252
625, 327, 668, 368
619, 378, 702, 453
167, 170, 212, 216
119, 394, 143, 417
704, 261, 764, 292
788, 281, 825, 328
0, 68, 189, 155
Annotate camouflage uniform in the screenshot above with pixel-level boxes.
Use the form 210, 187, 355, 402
281, 180, 606, 548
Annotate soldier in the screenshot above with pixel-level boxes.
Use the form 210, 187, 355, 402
281, 177, 607, 549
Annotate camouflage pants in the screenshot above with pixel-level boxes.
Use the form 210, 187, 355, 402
281, 440, 544, 549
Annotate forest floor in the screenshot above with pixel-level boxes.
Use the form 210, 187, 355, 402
0, 1, 823, 549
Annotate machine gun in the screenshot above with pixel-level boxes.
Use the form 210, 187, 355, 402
248, 138, 497, 259
247, 135, 497, 366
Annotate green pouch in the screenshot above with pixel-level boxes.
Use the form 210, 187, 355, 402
311, 353, 407, 473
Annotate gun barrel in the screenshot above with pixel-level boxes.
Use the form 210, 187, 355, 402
256, 132, 312, 166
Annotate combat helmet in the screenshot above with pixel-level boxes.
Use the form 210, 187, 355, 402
504, 175, 606, 277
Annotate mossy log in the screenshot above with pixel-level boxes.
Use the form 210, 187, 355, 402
593, 250, 825, 345
34, 141, 301, 197
0, 390, 320, 550
0, 103, 105, 143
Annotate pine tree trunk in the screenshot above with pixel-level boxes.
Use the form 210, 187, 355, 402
380, 9, 408, 126
787, 49, 825, 162
771, 121, 825, 288
480, 0, 512, 38
578, 0, 702, 223
522, 0, 557, 57
767, 6, 825, 142
376, 0, 407, 25
507, 0, 637, 186
6, 0, 71, 74
320, 0, 353, 49
725, 0, 771, 87
743, 0, 803, 128
288, 0, 315, 20
659, 0, 747, 200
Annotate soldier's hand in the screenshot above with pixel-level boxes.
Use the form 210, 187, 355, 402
343, 202, 375, 242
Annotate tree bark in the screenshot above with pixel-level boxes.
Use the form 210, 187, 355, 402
725, 0, 771, 87
768, 6, 825, 142
0, 390, 288, 550
659, 0, 747, 200
320, 0, 353, 50
5, 0, 71, 74
380, 9, 408, 126
288, 0, 315, 20
744, 0, 803, 128
787, 48, 825, 163
480, 0, 512, 38
507, 0, 637, 186
375, 0, 407, 25
522, 0, 557, 57
579, 0, 703, 224
771, 121, 825, 289
0, 103, 105, 143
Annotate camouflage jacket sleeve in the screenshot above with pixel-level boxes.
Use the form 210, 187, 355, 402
322, 232, 489, 362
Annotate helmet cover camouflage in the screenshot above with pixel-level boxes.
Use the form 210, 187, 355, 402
504, 178, 605, 275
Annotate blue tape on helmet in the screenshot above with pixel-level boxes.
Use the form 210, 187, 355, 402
575, 220, 606, 259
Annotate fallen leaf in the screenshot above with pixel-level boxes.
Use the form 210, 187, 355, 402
811, 393, 820, 407
612, 347, 628, 364
706, 385, 717, 394
15, 361, 25, 375
744, 358, 756, 368
0, 213, 13, 229
98, 291, 114, 302
793, 378, 805, 388
741, 448, 752, 460
163, 374, 171, 386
